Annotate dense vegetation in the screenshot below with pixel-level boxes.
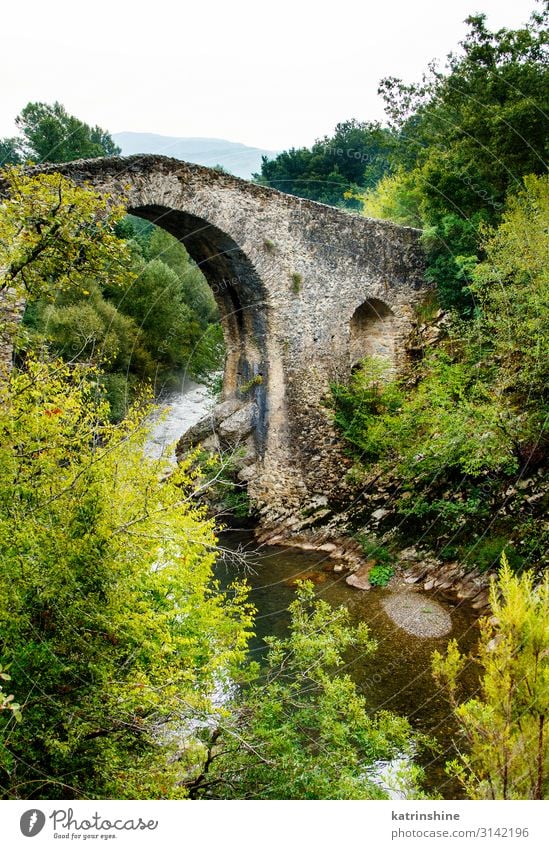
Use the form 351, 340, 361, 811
188, 585, 426, 799
0, 174, 248, 797
253, 119, 393, 209
22, 215, 223, 419
0, 6, 547, 802
0, 356, 253, 799
1, 103, 224, 418
433, 555, 548, 800
330, 8, 548, 575
368, 8, 548, 312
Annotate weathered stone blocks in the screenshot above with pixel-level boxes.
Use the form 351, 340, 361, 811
1, 156, 428, 518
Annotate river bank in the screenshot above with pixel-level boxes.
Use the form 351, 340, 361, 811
254, 524, 492, 616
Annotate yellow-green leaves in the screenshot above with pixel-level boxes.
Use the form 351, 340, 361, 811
0, 167, 133, 302
0, 357, 254, 799
432, 554, 549, 799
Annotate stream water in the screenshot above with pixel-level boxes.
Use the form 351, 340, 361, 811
147, 381, 481, 799
145, 378, 214, 461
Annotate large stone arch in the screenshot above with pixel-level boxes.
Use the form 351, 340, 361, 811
1, 155, 429, 519
127, 203, 268, 427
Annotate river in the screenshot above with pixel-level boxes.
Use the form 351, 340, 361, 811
147, 380, 480, 799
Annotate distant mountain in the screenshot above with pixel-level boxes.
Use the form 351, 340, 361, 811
112, 132, 278, 180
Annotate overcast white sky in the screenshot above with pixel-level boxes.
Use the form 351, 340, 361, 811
1, 0, 539, 150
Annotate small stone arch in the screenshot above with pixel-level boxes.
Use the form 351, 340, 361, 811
349, 297, 396, 371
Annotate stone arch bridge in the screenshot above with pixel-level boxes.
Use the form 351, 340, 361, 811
3, 155, 427, 520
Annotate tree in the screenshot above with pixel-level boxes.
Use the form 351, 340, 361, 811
0, 139, 21, 167
471, 173, 549, 402
433, 555, 548, 799
34, 283, 155, 381
372, 6, 548, 311
188, 584, 426, 799
116, 257, 200, 373
1, 171, 224, 410
13, 101, 120, 163
145, 226, 218, 327
0, 171, 253, 798
254, 120, 394, 208
0, 357, 253, 799
0, 167, 131, 303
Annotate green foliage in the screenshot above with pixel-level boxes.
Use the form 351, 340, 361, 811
0, 167, 131, 304
331, 356, 405, 463
332, 175, 548, 542
465, 537, 521, 575
254, 120, 394, 208
369, 8, 548, 311
0, 138, 21, 167
2, 169, 225, 408
12, 101, 120, 163
0, 667, 21, 723
190, 323, 226, 384
356, 537, 395, 586
223, 488, 252, 519
0, 174, 248, 798
98, 372, 141, 424
471, 173, 549, 402
356, 534, 394, 566
432, 554, 549, 799
0, 358, 253, 799
357, 168, 423, 227
368, 563, 395, 587
198, 449, 255, 519
190, 585, 426, 799
145, 226, 218, 324
38, 283, 153, 374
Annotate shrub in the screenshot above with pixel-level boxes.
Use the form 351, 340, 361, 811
368, 563, 395, 587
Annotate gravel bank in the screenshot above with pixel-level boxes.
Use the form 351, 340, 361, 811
382, 591, 453, 638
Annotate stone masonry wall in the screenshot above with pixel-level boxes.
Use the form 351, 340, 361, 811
0, 156, 428, 519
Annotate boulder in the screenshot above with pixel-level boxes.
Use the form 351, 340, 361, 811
218, 402, 257, 441
176, 414, 216, 453
212, 397, 242, 424
346, 562, 373, 590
